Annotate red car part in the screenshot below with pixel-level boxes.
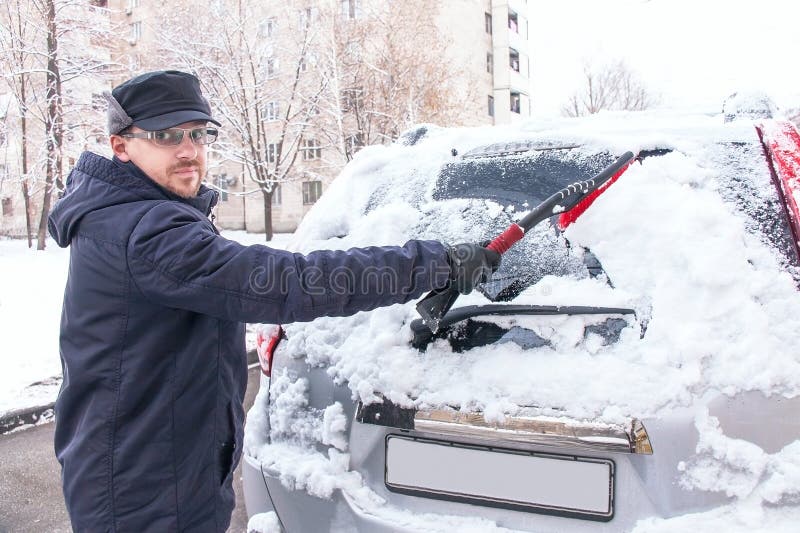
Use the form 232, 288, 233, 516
756, 120, 800, 263
256, 324, 283, 377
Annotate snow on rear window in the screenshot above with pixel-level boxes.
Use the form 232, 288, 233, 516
283, 113, 800, 423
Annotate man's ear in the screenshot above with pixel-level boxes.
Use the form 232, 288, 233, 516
109, 135, 131, 162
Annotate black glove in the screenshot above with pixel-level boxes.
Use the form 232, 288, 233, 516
447, 243, 501, 295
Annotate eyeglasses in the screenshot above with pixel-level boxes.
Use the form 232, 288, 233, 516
121, 127, 218, 146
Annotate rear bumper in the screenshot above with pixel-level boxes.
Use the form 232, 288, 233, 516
243, 409, 738, 533
243, 440, 658, 533
243, 449, 423, 533
242, 452, 280, 525
245, 388, 800, 532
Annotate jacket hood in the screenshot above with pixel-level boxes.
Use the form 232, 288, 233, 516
48, 152, 218, 247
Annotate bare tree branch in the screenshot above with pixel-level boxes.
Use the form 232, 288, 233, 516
1, 0, 114, 247
562, 59, 657, 117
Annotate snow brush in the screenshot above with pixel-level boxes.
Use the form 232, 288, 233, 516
416, 151, 636, 333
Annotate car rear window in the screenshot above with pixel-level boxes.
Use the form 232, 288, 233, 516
712, 140, 800, 272
434, 147, 618, 210
430, 147, 621, 300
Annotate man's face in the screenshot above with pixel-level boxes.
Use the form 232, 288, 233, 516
110, 120, 208, 198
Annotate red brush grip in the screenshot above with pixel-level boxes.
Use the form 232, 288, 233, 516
487, 224, 524, 254
557, 156, 634, 230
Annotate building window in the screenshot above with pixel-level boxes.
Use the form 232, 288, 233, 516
509, 48, 520, 72
302, 139, 322, 160
341, 0, 360, 19
129, 21, 142, 43
298, 7, 318, 30
215, 174, 229, 202
488, 95, 494, 117
1, 197, 12, 217
510, 92, 521, 114
267, 142, 281, 163
302, 180, 322, 205
126, 53, 140, 73
345, 40, 360, 58
260, 17, 276, 38
485, 12, 492, 34
508, 10, 519, 33
345, 132, 365, 155
300, 52, 317, 73
486, 52, 493, 74
262, 101, 280, 121
271, 185, 281, 206
342, 87, 363, 112
265, 57, 278, 78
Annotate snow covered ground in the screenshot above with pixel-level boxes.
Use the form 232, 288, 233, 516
0, 230, 291, 417
0, 238, 70, 416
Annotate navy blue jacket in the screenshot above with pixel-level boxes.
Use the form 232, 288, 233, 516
48, 152, 450, 532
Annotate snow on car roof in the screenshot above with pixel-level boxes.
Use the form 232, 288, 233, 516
282, 109, 800, 424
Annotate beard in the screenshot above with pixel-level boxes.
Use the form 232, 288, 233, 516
166, 160, 205, 198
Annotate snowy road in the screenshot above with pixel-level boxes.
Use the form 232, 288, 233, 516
0, 422, 68, 532
0, 364, 262, 533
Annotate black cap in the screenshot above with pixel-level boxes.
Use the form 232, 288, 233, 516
106, 70, 221, 134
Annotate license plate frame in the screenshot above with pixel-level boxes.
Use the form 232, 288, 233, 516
385, 435, 615, 522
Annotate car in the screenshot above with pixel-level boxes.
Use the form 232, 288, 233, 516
722, 90, 778, 123
241, 109, 800, 532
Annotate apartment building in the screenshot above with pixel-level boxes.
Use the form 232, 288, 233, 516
106, 0, 531, 234
487, 0, 532, 122
440, 0, 531, 125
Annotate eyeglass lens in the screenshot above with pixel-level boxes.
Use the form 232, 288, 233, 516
153, 128, 218, 146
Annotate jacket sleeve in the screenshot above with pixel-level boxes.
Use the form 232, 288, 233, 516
126, 202, 451, 324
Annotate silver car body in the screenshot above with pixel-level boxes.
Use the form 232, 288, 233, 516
243, 110, 800, 532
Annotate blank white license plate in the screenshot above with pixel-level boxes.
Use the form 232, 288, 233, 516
385, 435, 614, 521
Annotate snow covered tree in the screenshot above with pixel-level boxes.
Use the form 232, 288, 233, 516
153, 0, 326, 241
0, 0, 37, 246
562, 59, 657, 117
0, 0, 115, 248
129, 0, 475, 238
315, 0, 471, 161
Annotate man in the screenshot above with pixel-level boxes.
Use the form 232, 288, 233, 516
47, 70, 500, 532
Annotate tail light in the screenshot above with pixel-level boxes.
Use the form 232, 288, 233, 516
557, 157, 635, 230
756, 120, 800, 264
255, 324, 283, 377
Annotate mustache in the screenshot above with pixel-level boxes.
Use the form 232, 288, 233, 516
169, 161, 201, 172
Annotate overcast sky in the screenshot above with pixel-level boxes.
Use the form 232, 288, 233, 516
527, 0, 800, 116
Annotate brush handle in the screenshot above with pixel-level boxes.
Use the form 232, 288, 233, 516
486, 151, 635, 255
487, 224, 524, 254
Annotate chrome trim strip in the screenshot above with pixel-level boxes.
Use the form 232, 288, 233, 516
357, 400, 653, 454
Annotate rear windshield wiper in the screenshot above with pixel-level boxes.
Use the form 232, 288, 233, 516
410, 304, 636, 350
